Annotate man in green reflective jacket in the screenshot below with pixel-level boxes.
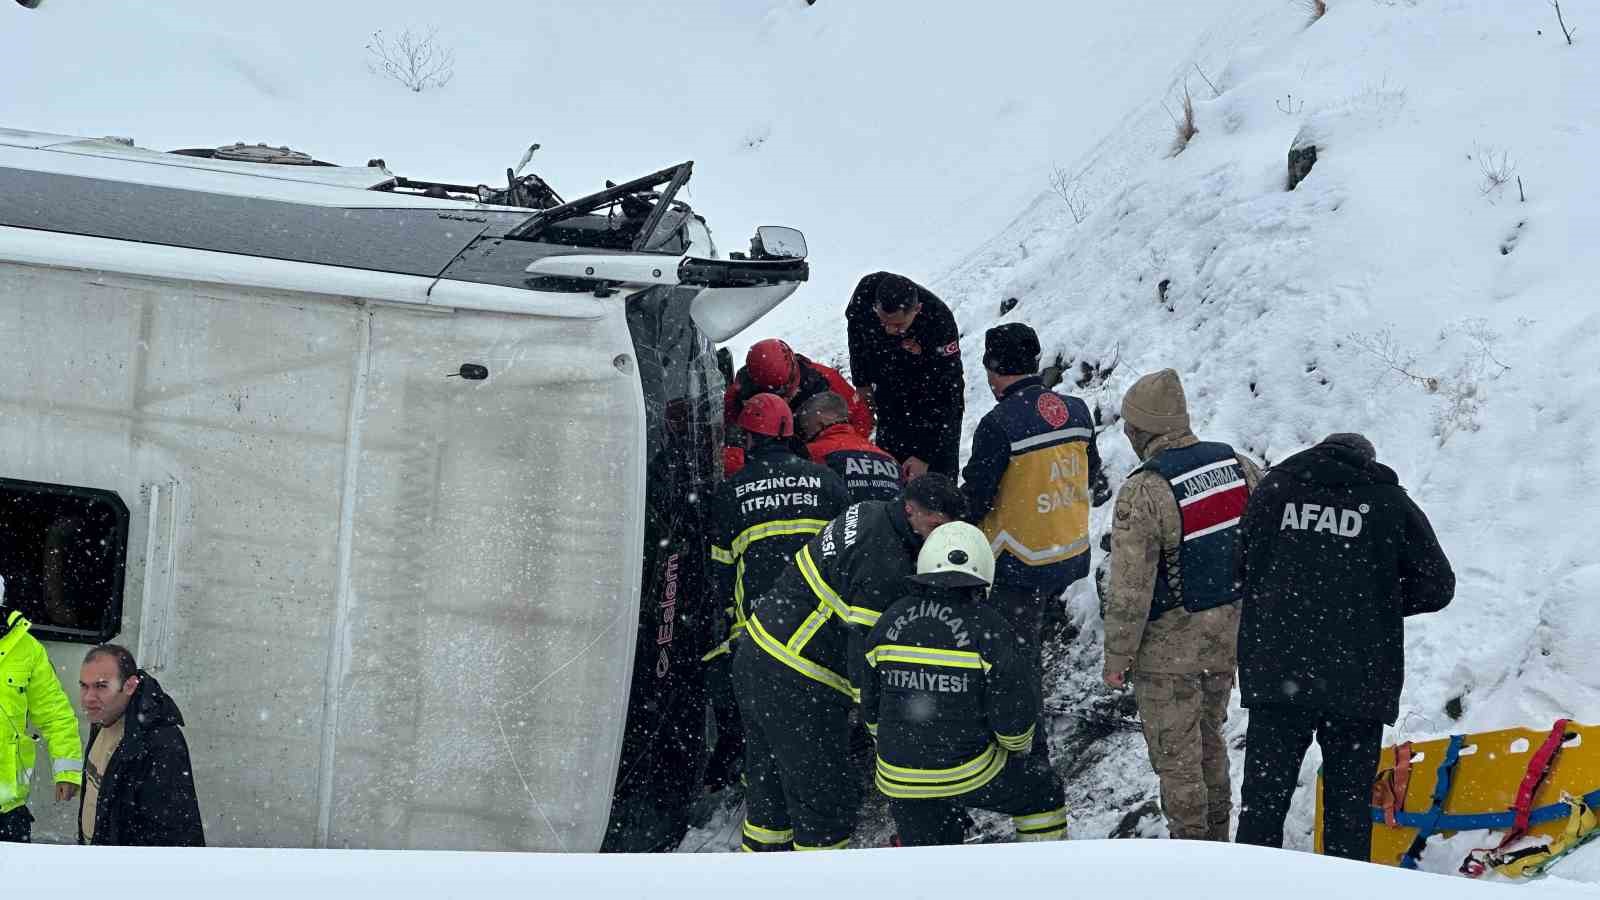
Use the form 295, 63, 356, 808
1, 577, 85, 842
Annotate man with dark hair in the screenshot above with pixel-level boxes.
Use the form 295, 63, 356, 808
962, 324, 1109, 755
0, 575, 83, 843
701, 394, 850, 793
734, 474, 967, 852
78, 644, 204, 846
1102, 369, 1261, 842
1234, 433, 1454, 860
798, 391, 902, 503
845, 272, 964, 478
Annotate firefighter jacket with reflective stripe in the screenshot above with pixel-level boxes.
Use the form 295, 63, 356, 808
806, 423, 902, 503
723, 356, 875, 476
744, 499, 923, 700
1135, 441, 1250, 620
861, 588, 1037, 799
962, 377, 1108, 591
1, 611, 84, 814
706, 444, 850, 659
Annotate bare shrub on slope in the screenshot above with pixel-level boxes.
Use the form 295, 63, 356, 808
366, 27, 456, 93
1049, 164, 1092, 224
1350, 321, 1512, 445
1167, 88, 1198, 157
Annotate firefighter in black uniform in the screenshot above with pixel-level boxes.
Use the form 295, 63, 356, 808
703, 394, 850, 793
862, 521, 1069, 846
845, 272, 965, 478
733, 474, 968, 851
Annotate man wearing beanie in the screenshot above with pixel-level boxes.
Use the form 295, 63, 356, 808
1103, 368, 1261, 842
962, 323, 1109, 756
844, 272, 965, 478
1234, 433, 1453, 860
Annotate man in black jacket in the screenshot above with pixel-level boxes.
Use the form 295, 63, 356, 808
77, 644, 204, 846
734, 474, 967, 851
1234, 433, 1454, 860
702, 393, 850, 792
845, 272, 965, 478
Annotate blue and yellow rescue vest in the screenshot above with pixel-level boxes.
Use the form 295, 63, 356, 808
975, 383, 1096, 589
1136, 441, 1250, 620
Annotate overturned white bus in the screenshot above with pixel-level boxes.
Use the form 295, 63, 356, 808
0, 128, 806, 851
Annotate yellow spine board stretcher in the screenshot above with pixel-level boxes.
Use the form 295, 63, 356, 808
1315, 720, 1600, 873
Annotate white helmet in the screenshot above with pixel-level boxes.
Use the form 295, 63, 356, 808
910, 522, 995, 589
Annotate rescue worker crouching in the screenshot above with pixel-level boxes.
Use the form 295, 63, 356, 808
961, 323, 1109, 756
734, 475, 968, 852
724, 339, 873, 476
1102, 369, 1262, 842
703, 394, 851, 793
797, 391, 903, 503
862, 522, 1068, 846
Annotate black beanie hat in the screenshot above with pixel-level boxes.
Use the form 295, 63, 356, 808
983, 323, 1041, 375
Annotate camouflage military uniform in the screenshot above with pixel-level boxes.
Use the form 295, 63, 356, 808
1102, 370, 1261, 842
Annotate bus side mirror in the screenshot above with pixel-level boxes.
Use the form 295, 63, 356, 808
752, 226, 807, 261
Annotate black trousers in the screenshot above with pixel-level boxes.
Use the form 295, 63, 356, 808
876, 420, 961, 478
889, 753, 1067, 846
732, 642, 860, 850
0, 806, 33, 843
989, 583, 1054, 757
1236, 705, 1383, 860
703, 653, 745, 793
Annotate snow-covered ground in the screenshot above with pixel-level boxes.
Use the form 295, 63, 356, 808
6, 0, 1599, 884
8, 838, 1600, 899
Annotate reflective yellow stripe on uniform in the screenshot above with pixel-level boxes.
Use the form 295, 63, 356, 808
1014, 806, 1069, 841
864, 645, 991, 671
794, 838, 850, 851
732, 519, 828, 556
747, 614, 854, 700
701, 607, 749, 662
847, 605, 881, 627
733, 557, 749, 625
711, 545, 736, 565
795, 545, 850, 620
875, 743, 1009, 799
995, 725, 1035, 752
785, 602, 833, 654
742, 821, 795, 845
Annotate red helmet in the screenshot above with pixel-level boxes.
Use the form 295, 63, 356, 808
737, 393, 795, 439
746, 339, 798, 391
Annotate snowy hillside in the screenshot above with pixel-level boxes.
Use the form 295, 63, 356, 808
6, 0, 1599, 883
914, 0, 1600, 880
10, 837, 1600, 899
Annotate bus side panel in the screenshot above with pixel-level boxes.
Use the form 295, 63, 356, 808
0, 262, 357, 846
325, 304, 645, 851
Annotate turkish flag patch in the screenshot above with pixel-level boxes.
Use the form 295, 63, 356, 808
1036, 393, 1069, 428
